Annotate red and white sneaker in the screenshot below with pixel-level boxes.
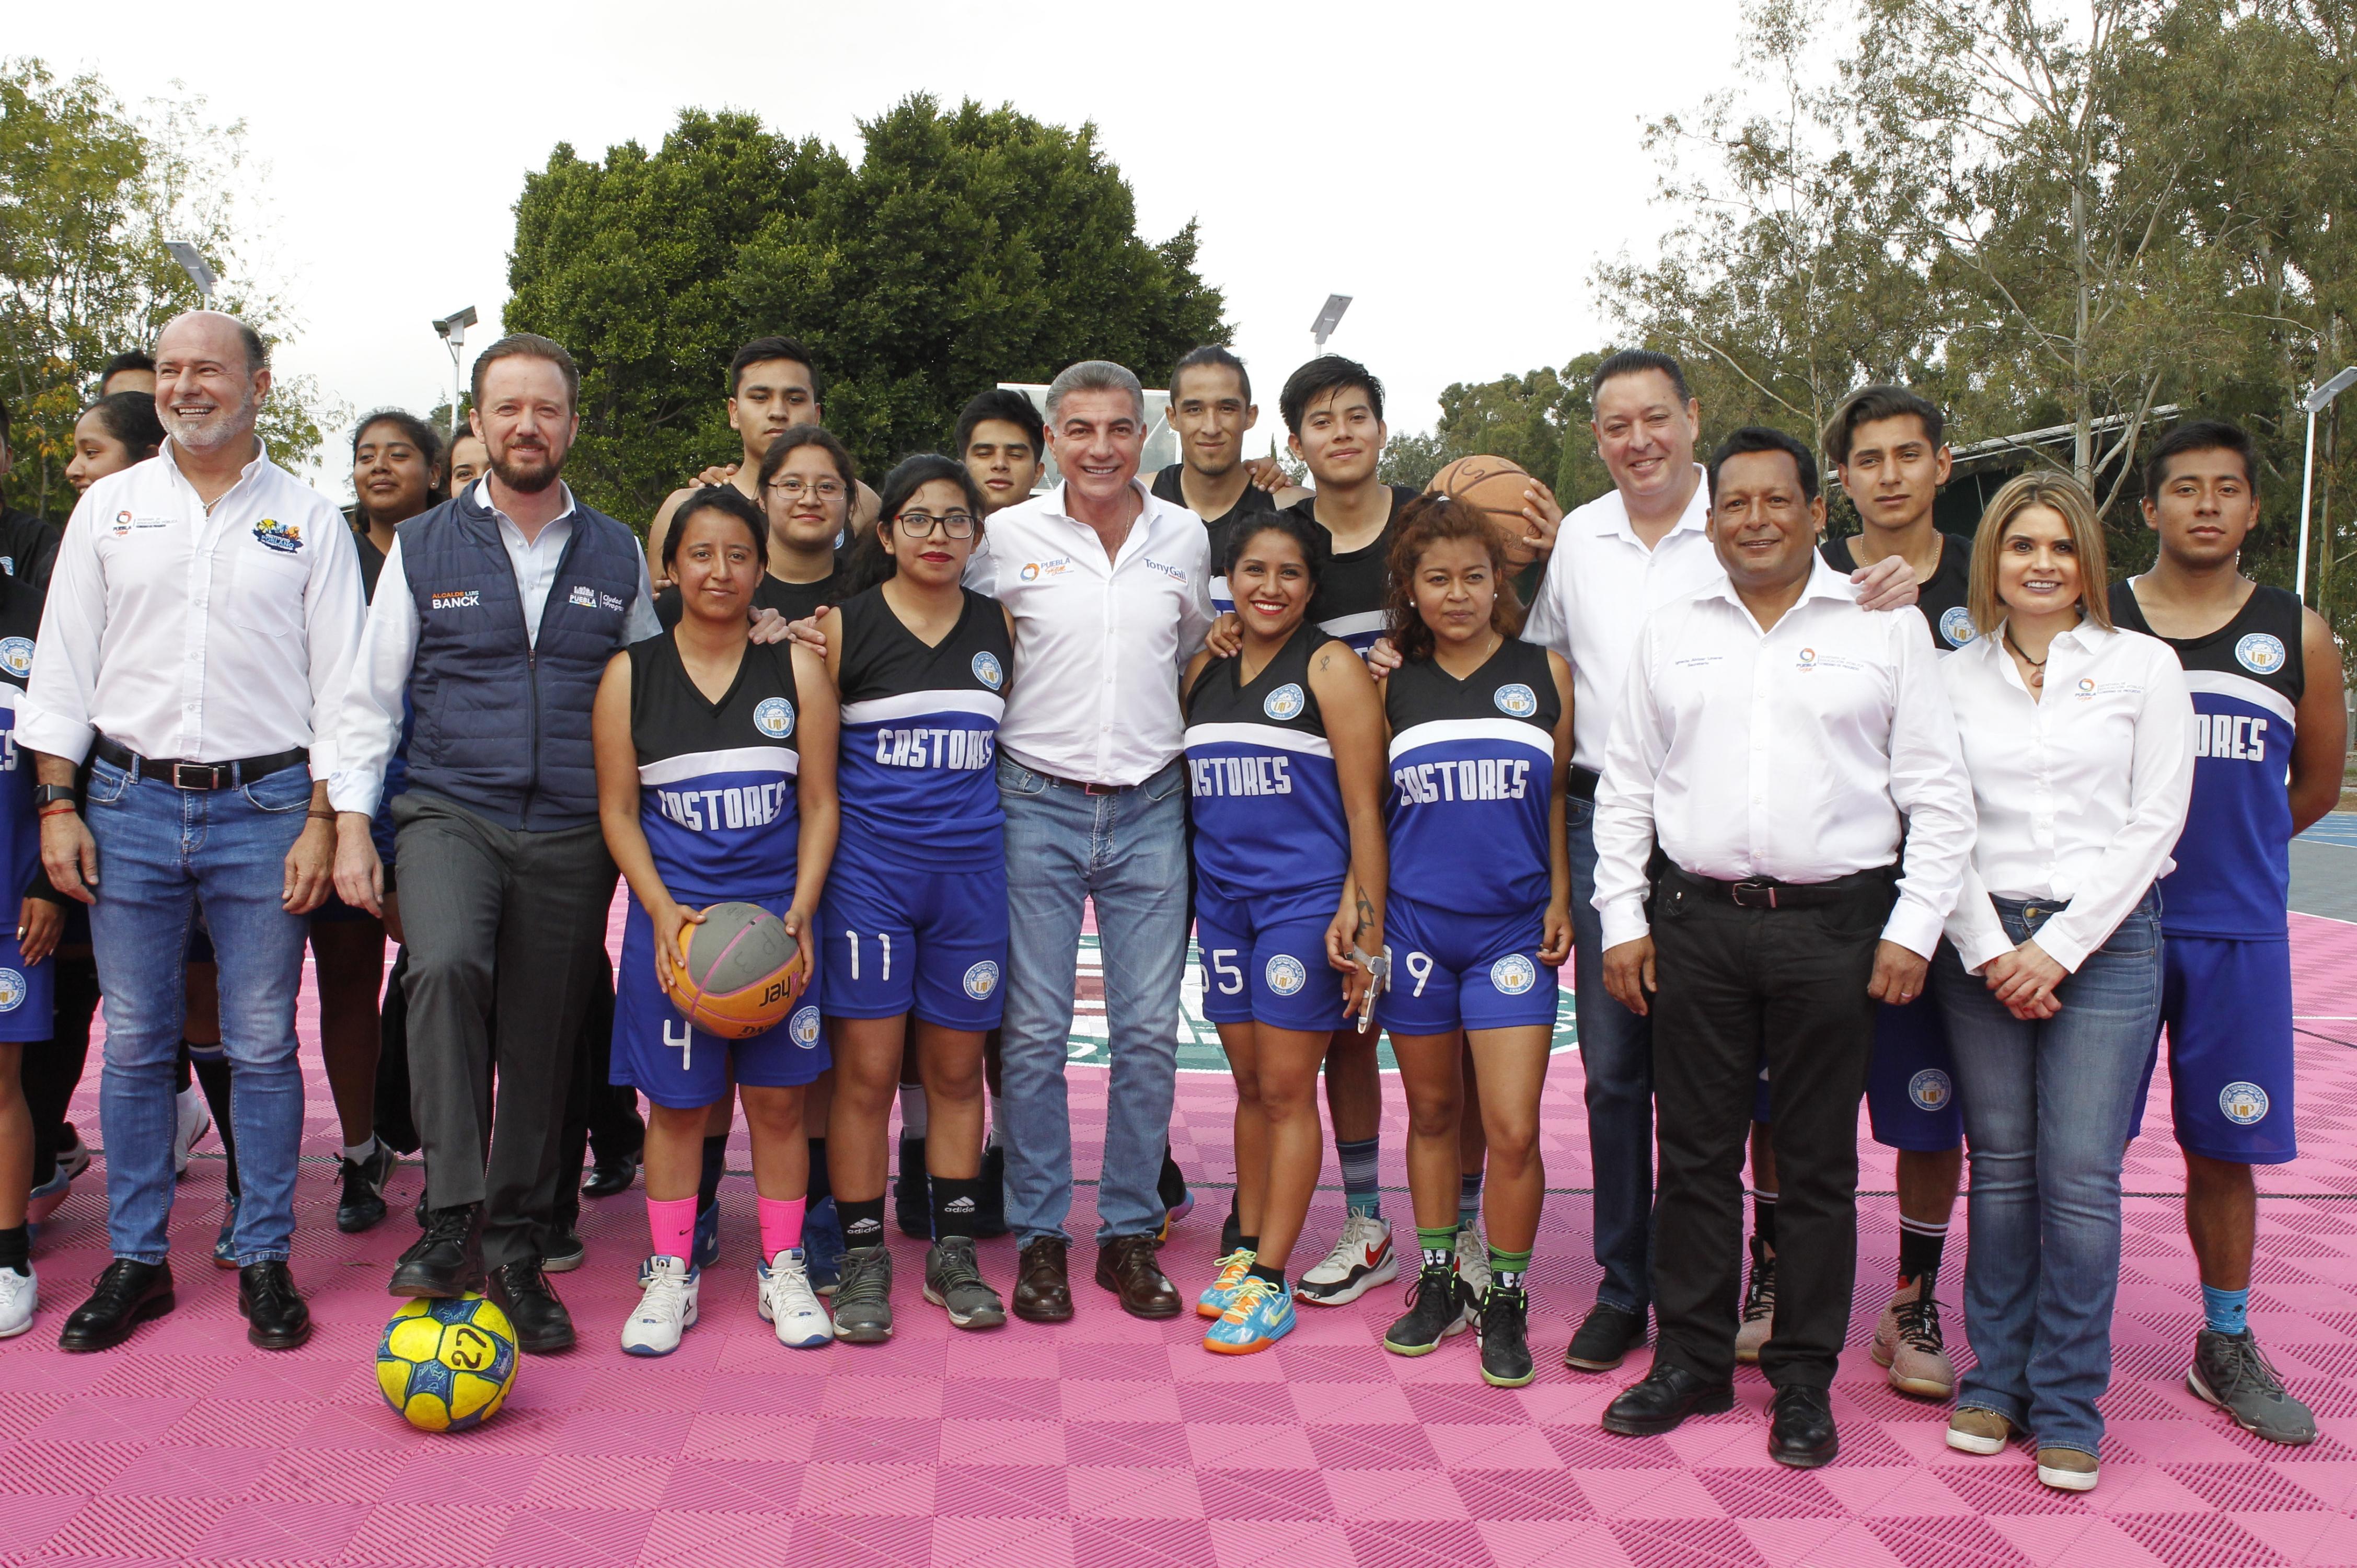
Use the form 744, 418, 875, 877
1296, 1213, 1397, 1306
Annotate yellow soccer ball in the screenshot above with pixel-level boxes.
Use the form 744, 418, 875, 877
376, 1294, 519, 1433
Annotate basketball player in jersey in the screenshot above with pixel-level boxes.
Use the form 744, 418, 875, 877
1153, 348, 1309, 615
655, 428, 853, 631
1737, 387, 1977, 1400
597, 487, 841, 1357
1181, 511, 1388, 1354
817, 456, 1018, 1341
1375, 497, 1573, 1388
2111, 419, 2347, 1445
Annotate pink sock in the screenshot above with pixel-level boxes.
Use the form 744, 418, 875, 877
647, 1196, 698, 1264
758, 1196, 806, 1264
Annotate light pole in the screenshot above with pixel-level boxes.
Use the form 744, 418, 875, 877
2296, 366, 2357, 604
1311, 294, 1353, 356
165, 241, 216, 306
433, 306, 479, 439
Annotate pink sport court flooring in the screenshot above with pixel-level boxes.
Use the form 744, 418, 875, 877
7, 824, 2357, 1568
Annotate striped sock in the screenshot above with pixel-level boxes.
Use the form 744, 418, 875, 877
1415, 1226, 1457, 1272
1488, 1244, 1533, 1294
1898, 1214, 1948, 1286
1337, 1137, 1382, 1219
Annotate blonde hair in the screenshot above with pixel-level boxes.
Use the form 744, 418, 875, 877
1967, 470, 2113, 637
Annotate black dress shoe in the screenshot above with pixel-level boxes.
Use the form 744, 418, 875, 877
1600, 1362, 1736, 1436
488, 1260, 575, 1353
390, 1204, 482, 1298
1012, 1236, 1073, 1323
336, 1142, 397, 1234
541, 1231, 585, 1273
1095, 1233, 1182, 1320
1565, 1301, 1650, 1371
238, 1261, 313, 1350
1769, 1383, 1840, 1468
58, 1259, 175, 1352
581, 1153, 638, 1200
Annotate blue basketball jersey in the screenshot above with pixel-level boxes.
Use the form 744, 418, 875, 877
835, 585, 1011, 870
629, 633, 802, 903
1184, 621, 1353, 923
2110, 582, 2303, 939
1385, 637, 1559, 917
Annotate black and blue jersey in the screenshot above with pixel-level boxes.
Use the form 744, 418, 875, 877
1184, 621, 1351, 924
629, 633, 803, 903
1822, 532, 1978, 652
1384, 637, 1559, 917
1295, 484, 1415, 656
2111, 581, 2304, 939
835, 586, 1011, 870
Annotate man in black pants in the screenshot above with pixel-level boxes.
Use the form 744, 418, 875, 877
1588, 428, 1973, 1466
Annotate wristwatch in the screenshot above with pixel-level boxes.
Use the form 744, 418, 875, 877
32, 785, 78, 810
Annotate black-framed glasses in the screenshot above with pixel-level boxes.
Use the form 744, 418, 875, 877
896, 511, 977, 539
768, 477, 846, 501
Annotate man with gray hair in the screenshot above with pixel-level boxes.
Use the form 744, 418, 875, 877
27, 310, 365, 1352
986, 360, 1212, 1323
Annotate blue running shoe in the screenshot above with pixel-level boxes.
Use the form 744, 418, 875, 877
1204, 1274, 1295, 1355
693, 1200, 721, 1271
803, 1196, 844, 1296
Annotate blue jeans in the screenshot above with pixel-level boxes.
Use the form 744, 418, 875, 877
997, 757, 1189, 1243
85, 756, 314, 1265
1934, 890, 2163, 1458
1567, 798, 1654, 1314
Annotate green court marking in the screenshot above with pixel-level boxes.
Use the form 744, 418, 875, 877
1060, 934, 1579, 1071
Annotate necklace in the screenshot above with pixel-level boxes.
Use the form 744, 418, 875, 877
2003, 628, 2048, 690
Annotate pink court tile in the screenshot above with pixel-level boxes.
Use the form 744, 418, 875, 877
6, 906, 2357, 1564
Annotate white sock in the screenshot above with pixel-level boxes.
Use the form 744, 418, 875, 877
341, 1136, 379, 1166
899, 1084, 928, 1140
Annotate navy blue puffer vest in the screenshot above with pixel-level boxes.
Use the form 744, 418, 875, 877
399, 490, 641, 831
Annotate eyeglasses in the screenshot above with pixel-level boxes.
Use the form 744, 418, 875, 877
895, 511, 977, 539
768, 477, 846, 501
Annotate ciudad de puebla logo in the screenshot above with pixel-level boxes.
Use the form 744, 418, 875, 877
1264, 683, 1306, 721
754, 697, 795, 740
2236, 633, 2286, 675
971, 651, 1003, 690
1493, 683, 1537, 717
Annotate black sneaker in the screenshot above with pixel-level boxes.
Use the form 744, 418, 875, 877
335, 1141, 396, 1234
1383, 1262, 1470, 1356
1478, 1284, 1535, 1387
541, 1230, 586, 1273
2190, 1327, 2318, 1446
832, 1244, 895, 1343
894, 1137, 931, 1239
1564, 1301, 1648, 1371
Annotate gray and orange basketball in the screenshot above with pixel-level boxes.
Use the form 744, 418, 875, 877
1428, 455, 1542, 528
660, 902, 800, 1039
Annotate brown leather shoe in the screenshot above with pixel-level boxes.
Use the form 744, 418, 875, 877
1013, 1236, 1074, 1323
1095, 1233, 1182, 1320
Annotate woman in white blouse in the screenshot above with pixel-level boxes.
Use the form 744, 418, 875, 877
1933, 472, 2191, 1493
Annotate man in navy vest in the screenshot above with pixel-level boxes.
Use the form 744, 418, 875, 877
330, 333, 659, 1351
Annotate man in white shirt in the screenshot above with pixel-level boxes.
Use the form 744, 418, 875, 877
330, 333, 661, 1353
1589, 427, 1973, 1468
989, 361, 1212, 1325
26, 311, 365, 1354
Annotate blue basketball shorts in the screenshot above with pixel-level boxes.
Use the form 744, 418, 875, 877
2129, 935, 2296, 1165
819, 851, 1008, 1031
1376, 892, 1556, 1035
1750, 994, 1959, 1150
0, 927, 54, 1043
1195, 887, 1347, 1032
610, 891, 828, 1109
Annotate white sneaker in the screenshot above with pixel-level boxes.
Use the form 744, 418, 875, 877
0, 1265, 34, 1339
1297, 1213, 1398, 1306
620, 1255, 699, 1356
758, 1249, 834, 1348
1454, 1223, 1489, 1323
173, 1086, 211, 1179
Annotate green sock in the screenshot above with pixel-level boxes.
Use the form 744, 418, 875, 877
1415, 1226, 1457, 1271
1488, 1245, 1533, 1294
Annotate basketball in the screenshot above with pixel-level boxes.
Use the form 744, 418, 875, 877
1428, 455, 1545, 560
376, 1294, 519, 1433
660, 901, 802, 1038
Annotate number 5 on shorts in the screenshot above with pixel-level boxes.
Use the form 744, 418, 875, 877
1209, 949, 1243, 996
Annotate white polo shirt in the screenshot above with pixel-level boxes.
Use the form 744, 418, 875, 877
21, 440, 365, 775
980, 477, 1212, 787
1520, 466, 1722, 771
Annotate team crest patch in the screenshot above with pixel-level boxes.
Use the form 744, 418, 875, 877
2236, 632, 2287, 675
431, 590, 481, 611
1493, 683, 1538, 718
1264, 683, 1307, 721
0, 970, 25, 1012
1938, 606, 1979, 648
972, 651, 1004, 690
0, 638, 33, 678
252, 517, 303, 554
754, 697, 795, 740
1265, 954, 1307, 996
2220, 1081, 2270, 1124
963, 961, 999, 1000
1489, 954, 1538, 995
1909, 1069, 1953, 1112
789, 1006, 822, 1049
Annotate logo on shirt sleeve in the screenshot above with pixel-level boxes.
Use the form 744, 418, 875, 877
754, 697, 795, 740
1493, 683, 1538, 717
972, 651, 1004, 690
252, 517, 304, 554
1263, 683, 1307, 721
0, 638, 34, 679
1938, 606, 1979, 648
2235, 633, 2286, 675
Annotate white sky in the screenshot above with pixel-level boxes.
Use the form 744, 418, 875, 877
16, 0, 1748, 500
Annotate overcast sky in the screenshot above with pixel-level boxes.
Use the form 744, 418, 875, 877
17, 0, 1749, 500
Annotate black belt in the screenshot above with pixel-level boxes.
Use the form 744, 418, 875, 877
93, 735, 309, 791
1569, 765, 1600, 803
1034, 761, 1175, 797
1662, 864, 1895, 911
